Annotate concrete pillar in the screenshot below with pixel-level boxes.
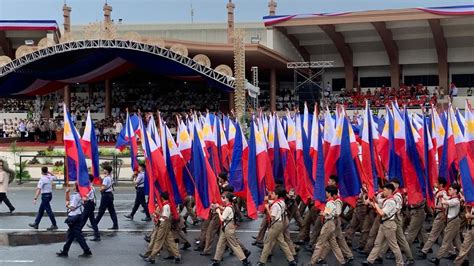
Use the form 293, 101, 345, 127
268, 0, 277, 16
103, 3, 113, 23
228, 92, 235, 112
64, 85, 71, 110
345, 65, 354, 92
390, 63, 400, 89
227, 0, 235, 43
439, 62, 449, 95
62, 4, 71, 33
270, 68, 277, 112
105, 80, 112, 118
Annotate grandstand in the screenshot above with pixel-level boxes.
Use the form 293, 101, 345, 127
0, 2, 473, 136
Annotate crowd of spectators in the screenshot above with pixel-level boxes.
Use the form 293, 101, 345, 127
0, 99, 34, 113
326, 84, 439, 109
0, 118, 60, 142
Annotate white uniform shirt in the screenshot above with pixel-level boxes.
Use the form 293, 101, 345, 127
445, 197, 460, 219
394, 191, 403, 213
102, 175, 113, 192
135, 172, 145, 188
86, 186, 96, 201
324, 200, 337, 220
37, 174, 56, 193
68, 192, 82, 216
221, 205, 234, 222
160, 203, 170, 222
382, 197, 397, 221
270, 199, 285, 222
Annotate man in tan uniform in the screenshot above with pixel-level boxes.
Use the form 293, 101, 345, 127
256, 186, 296, 266
141, 192, 181, 264
454, 205, 473, 266
362, 183, 404, 266
311, 186, 348, 265
430, 183, 462, 265
419, 178, 448, 258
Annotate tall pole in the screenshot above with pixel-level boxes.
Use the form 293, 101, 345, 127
233, 29, 246, 125
268, 0, 277, 16
62, 3, 72, 111
227, 0, 236, 112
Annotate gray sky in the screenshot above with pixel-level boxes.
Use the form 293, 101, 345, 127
0, 0, 471, 25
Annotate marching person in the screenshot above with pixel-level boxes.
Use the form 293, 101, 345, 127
257, 186, 296, 266
81, 174, 100, 241
310, 186, 346, 265
141, 192, 181, 264
56, 183, 92, 258
454, 205, 473, 266
211, 192, 250, 266
429, 183, 462, 265
29, 167, 58, 230
363, 183, 404, 266
0, 160, 15, 214
95, 165, 119, 230
125, 163, 151, 221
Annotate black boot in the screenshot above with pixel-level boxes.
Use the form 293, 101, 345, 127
78, 250, 92, 258
429, 258, 440, 265
180, 242, 191, 250
241, 258, 251, 266
211, 259, 220, 266
56, 250, 68, 257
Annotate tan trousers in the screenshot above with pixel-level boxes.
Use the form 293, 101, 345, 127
309, 216, 323, 246
380, 214, 413, 260
149, 220, 180, 258
173, 216, 189, 244
405, 207, 428, 245
202, 212, 220, 254
198, 215, 210, 246
345, 204, 367, 240
287, 201, 303, 227
454, 225, 473, 265
320, 218, 353, 259
183, 196, 198, 223
259, 221, 294, 263
255, 216, 269, 244
436, 217, 462, 259
298, 206, 318, 241
310, 219, 345, 265
367, 219, 404, 266
421, 212, 446, 253
213, 222, 246, 261
359, 210, 375, 248
283, 216, 297, 255
143, 225, 160, 257
363, 216, 380, 253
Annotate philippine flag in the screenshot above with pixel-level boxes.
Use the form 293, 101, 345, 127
63, 103, 90, 197
295, 112, 313, 202
81, 111, 101, 185
228, 122, 248, 193
309, 106, 326, 209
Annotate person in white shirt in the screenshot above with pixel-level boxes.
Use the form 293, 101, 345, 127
94, 165, 118, 230
56, 183, 92, 258
80, 174, 100, 241
0, 160, 15, 214
124, 163, 151, 221
29, 167, 58, 230
113, 120, 123, 141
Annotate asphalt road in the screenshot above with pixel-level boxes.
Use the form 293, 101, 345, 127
0, 187, 470, 265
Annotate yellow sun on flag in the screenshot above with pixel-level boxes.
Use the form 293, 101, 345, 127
268, 133, 274, 143
335, 125, 343, 138
466, 120, 474, 134
179, 131, 188, 142
256, 131, 263, 145
288, 125, 295, 137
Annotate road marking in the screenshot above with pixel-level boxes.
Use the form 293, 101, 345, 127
0, 260, 34, 263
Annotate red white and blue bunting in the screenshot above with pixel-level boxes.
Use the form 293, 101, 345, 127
0, 20, 59, 31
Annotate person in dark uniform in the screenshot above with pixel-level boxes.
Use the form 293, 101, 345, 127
56, 183, 92, 258
81, 174, 100, 241
29, 167, 58, 230
124, 163, 151, 221
95, 165, 118, 230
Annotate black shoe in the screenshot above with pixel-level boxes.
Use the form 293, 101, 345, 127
144, 257, 155, 264
180, 242, 191, 250
447, 253, 457, 260
28, 223, 38, 229
193, 247, 202, 251
9, 207, 15, 214
182, 227, 187, 234
251, 236, 257, 240
107, 226, 119, 230
164, 256, 175, 260
200, 252, 211, 256
47, 225, 58, 231
461, 260, 470, 266
268, 255, 272, 262
139, 253, 148, 259
294, 240, 305, 245
124, 214, 133, 220
90, 237, 101, 242
406, 259, 415, 265
346, 257, 354, 263
429, 258, 440, 265
242, 258, 251, 266
78, 250, 92, 258
141, 217, 152, 222
385, 251, 394, 260
256, 262, 265, 266
211, 260, 220, 266
244, 250, 251, 259
288, 260, 297, 266
192, 220, 199, 225
374, 257, 383, 264
56, 251, 68, 257
144, 235, 151, 242
174, 257, 181, 264
361, 261, 374, 266
315, 259, 327, 265
418, 252, 427, 259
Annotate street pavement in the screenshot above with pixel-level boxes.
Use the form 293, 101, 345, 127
0, 186, 470, 265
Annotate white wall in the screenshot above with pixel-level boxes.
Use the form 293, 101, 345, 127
448, 47, 474, 63
402, 64, 438, 77
399, 49, 438, 65
353, 52, 389, 67
358, 66, 390, 78
271, 29, 304, 62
